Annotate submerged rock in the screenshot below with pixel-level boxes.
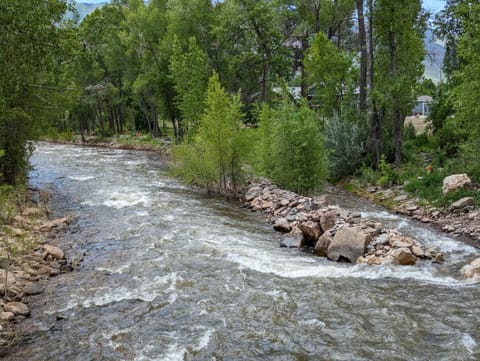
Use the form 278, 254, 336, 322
461, 258, 480, 280
279, 233, 303, 248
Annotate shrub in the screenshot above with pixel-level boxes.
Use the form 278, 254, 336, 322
257, 97, 328, 194
325, 117, 366, 180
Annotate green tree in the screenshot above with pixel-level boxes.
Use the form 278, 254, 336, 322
0, 0, 71, 184
213, 0, 290, 103
449, 2, 480, 179
169, 37, 210, 137
373, 0, 426, 165
304, 32, 352, 118
257, 96, 328, 193
172, 74, 249, 194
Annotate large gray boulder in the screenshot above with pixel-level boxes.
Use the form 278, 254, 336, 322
442, 174, 472, 195
327, 225, 373, 263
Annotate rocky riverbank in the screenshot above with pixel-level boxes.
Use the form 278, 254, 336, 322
0, 194, 74, 354
243, 180, 480, 280
354, 174, 480, 249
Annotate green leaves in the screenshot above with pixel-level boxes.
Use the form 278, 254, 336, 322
169, 37, 210, 135
257, 96, 328, 194
305, 32, 352, 118
172, 74, 249, 194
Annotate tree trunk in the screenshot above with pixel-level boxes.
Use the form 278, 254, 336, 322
388, 28, 402, 165
313, 0, 321, 34
261, 57, 270, 103
357, 0, 368, 113
368, 0, 381, 167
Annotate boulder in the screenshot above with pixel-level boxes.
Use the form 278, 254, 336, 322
327, 225, 373, 263
279, 233, 303, 248
461, 258, 480, 280
313, 231, 333, 257
320, 210, 337, 232
298, 221, 322, 245
0, 312, 14, 321
40, 217, 69, 231
385, 248, 416, 266
3, 302, 30, 316
23, 285, 44, 296
411, 245, 425, 258
0, 270, 17, 286
22, 207, 45, 217
449, 197, 475, 211
442, 174, 472, 195
273, 218, 291, 233
245, 186, 261, 202
42, 244, 65, 260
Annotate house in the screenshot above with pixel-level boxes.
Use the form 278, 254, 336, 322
412, 95, 433, 116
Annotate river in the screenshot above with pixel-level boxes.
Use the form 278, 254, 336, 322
5, 142, 480, 360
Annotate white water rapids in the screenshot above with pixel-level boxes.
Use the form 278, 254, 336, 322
5, 142, 479, 360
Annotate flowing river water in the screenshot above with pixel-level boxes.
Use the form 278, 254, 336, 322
5, 142, 480, 360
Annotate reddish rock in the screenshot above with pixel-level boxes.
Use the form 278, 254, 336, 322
299, 221, 322, 245
320, 210, 337, 232
385, 248, 416, 266
313, 231, 333, 257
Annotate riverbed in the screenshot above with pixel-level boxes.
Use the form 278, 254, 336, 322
5, 142, 480, 360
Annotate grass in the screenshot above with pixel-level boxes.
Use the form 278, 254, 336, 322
346, 132, 480, 210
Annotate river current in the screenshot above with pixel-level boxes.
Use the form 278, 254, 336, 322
6, 142, 480, 360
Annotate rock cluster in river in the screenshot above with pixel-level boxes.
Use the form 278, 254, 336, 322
244, 181, 444, 266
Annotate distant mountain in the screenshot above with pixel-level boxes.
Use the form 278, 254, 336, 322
423, 29, 445, 83
75, 2, 107, 21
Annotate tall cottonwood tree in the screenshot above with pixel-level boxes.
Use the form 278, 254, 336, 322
448, 2, 480, 178
373, 0, 425, 165
0, 0, 71, 184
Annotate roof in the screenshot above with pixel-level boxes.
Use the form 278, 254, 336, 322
417, 95, 433, 103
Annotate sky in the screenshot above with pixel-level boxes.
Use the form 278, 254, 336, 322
423, 0, 446, 14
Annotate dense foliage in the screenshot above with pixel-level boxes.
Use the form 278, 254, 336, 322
2, 0, 480, 200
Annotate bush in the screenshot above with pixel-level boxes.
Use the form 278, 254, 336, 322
325, 117, 366, 180
257, 97, 328, 194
